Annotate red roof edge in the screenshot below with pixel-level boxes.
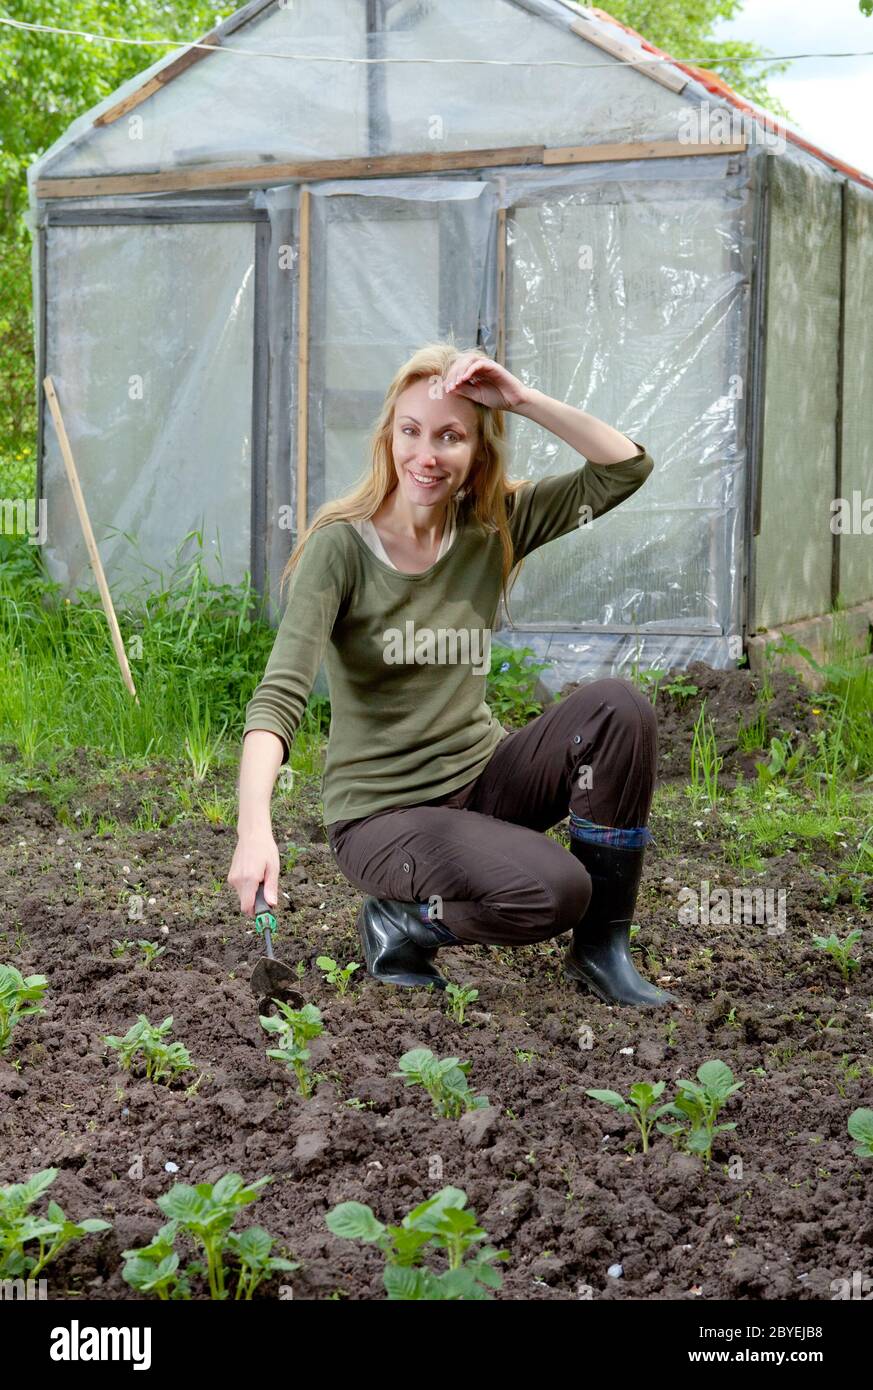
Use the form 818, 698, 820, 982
588, 5, 873, 194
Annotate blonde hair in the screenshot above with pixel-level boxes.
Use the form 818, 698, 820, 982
280, 341, 529, 624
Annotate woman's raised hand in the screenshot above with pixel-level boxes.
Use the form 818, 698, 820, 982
443, 352, 530, 412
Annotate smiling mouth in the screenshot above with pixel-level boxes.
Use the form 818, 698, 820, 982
408, 469, 447, 487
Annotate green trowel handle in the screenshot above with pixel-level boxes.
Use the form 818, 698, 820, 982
254, 879, 277, 951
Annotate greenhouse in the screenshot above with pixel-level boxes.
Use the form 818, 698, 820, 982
26, 0, 873, 690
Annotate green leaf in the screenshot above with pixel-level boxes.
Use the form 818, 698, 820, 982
697, 1059, 739, 1099
384, 1263, 427, 1300
211, 1173, 244, 1205
231, 1225, 272, 1264
325, 1201, 385, 1243
585, 1089, 629, 1110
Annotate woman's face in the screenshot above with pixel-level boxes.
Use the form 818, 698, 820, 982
391, 376, 480, 508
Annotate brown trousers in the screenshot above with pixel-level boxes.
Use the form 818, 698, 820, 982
326, 678, 657, 947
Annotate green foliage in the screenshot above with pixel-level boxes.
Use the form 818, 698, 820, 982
602, 1, 794, 113
737, 707, 768, 752
183, 680, 228, 782
689, 700, 722, 807
847, 1108, 873, 1158
656, 1059, 744, 1164
316, 956, 360, 997
103, 1014, 195, 1084
755, 735, 806, 787
393, 1047, 489, 1119
137, 939, 166, 969
630, 665, 666, 703
663, 674, 699, 704
445, 982, 479, 1025
0, 1167, 111, 1279
325, 1186, 509, 1300
487, 645, 550, 725
0, 962, 48, 1053
123, 1172, 296, 1300
812, 929, 863, 982
260, 1001, 323, 1097
0, 533, 277, 764
586, 1081, 673, 1154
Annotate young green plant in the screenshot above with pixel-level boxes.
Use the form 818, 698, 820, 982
0, 963, 48, 1054
325, 1186, 509, 1300
585, 1081, 673, 1154
847, 1108, 873, 1158
445, 982, 479, 1025
123, 1173, 297, 1301
260, 1001, 323, 1098
812, 929, 862, 982
657, 1059, 744, 1166
137, 940, 166, 969
393, 1047, 489, 1119
103, 1015, 195, 1085
316, 956, 360, 997
0, 1168, 111, 1279
690, 700, 723, 808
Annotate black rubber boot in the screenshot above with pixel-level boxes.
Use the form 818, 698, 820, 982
356, 897, 460, 989
565, 836, 677, 1008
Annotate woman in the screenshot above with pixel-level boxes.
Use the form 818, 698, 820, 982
228, 343, 675, 1009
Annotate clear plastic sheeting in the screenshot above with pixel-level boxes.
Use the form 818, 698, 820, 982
839, 183, 873, 608
491, 628, 742, 696
302, 178, 497, 521
754, 155, 842, 629
32, 0, 692, 182
41, 222, 256, 598
494, 155, 752, 653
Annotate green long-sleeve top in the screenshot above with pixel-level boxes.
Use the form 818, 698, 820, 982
243, 442, 653, 825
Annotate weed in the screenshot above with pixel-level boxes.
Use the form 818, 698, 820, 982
325, 1186, 509, 1299
737, 707, 768, 752
755, 736, 806, 787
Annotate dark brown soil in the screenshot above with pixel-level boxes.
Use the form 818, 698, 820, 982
561, 660, 820, 788
0, 664, 871, 1301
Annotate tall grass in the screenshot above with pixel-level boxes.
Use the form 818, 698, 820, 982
0, 534, 276, 768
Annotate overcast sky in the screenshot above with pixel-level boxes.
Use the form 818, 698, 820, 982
713, 0, 873, 176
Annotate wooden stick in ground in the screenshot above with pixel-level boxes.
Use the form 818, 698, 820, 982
42, 375, 139, 704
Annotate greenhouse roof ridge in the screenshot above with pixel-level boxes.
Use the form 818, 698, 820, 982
582, 3, 873, 193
